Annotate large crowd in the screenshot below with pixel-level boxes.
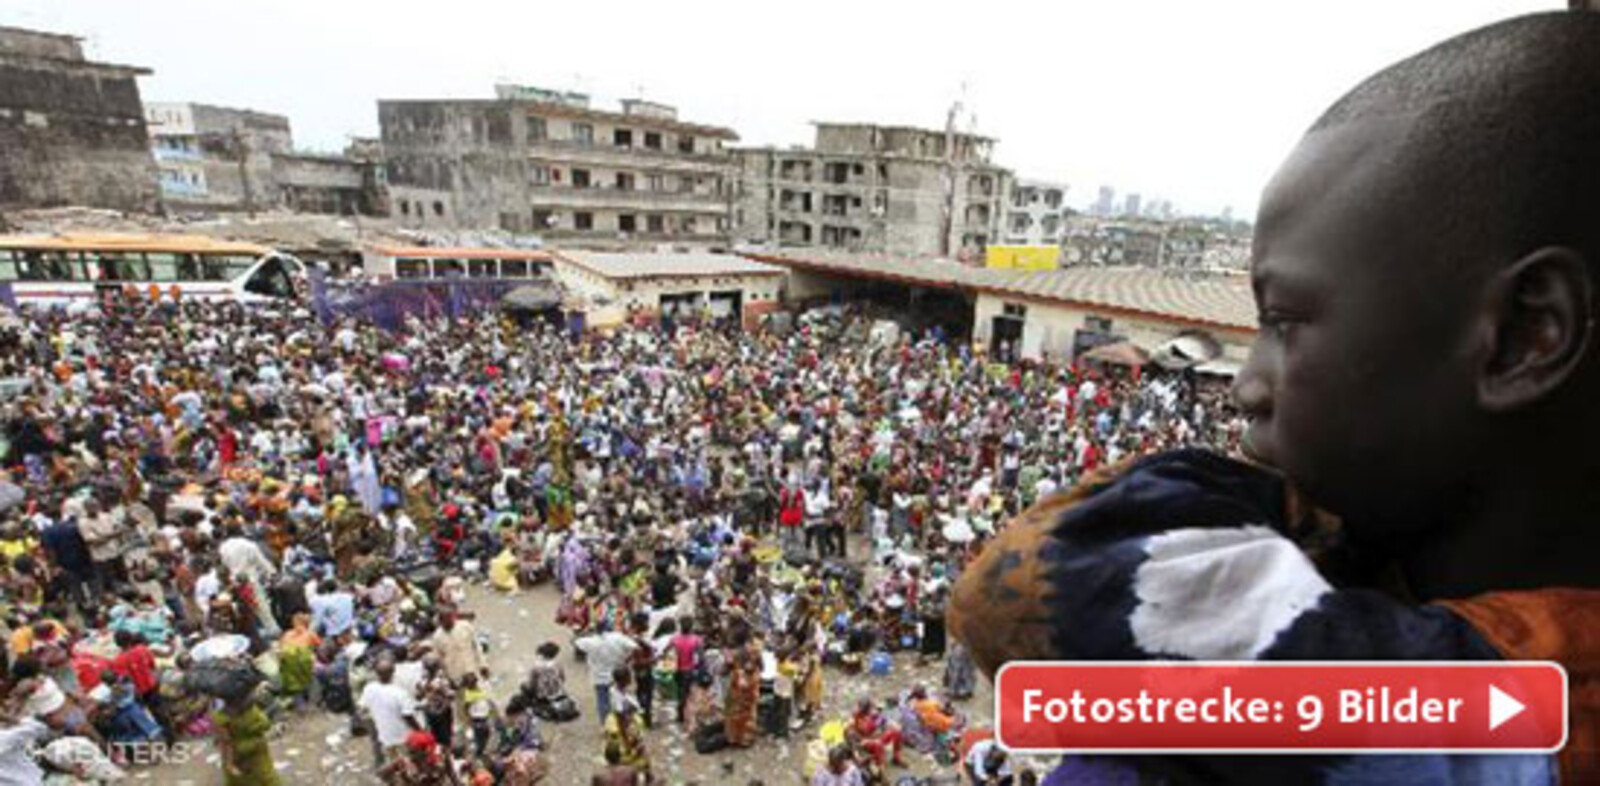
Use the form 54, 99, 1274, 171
0, 293, 1241, 786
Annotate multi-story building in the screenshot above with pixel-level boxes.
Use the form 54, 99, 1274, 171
1000, 179, 1070, 246
144, 102, 292, 210
379, 87, 739, 241
735, 122, 1010, 259
0, 26, 158, 212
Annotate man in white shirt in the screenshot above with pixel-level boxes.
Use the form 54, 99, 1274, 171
358, 657, 420, 768
573, 623, 638, 724
964, 738, 1014, 785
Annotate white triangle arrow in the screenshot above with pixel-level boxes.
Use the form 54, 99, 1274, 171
1489, 685, 1526, 731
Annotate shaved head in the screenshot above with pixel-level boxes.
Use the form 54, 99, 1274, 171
1309, 12, 1600, 266
1238, 11, 1600, 597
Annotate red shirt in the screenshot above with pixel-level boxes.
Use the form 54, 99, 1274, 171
112, 645, 158, 696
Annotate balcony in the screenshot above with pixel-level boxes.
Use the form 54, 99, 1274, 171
529, 184, 726, 214
526, 137, 734, 172
153, 147, 203, 163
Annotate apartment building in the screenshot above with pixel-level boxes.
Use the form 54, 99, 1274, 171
380, 86, 738, 242
735, 122, 1010, 259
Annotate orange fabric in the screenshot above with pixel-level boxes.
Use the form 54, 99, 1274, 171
914, 698, 955, 734
1437, 589, 1600, 785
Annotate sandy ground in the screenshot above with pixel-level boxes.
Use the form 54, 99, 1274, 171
136, 578, 1011, 785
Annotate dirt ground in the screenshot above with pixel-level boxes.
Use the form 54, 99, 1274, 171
138, 579, 1025, 785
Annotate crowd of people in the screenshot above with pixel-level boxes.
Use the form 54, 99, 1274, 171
0, 292, 1241, 785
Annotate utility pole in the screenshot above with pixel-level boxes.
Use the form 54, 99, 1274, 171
233, 126, 255, 217
939, 99, 962, 258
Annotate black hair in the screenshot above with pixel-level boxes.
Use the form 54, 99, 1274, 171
1307, 13, 1600, 266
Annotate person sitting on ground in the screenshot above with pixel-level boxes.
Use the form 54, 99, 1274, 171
950, 12, 1600, 785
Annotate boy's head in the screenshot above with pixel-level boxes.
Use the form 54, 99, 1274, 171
1236, 13, 1600, 579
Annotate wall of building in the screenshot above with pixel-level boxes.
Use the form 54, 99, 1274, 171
1001, 179, 1070, 246
736, 145, 1006, 258
972, 292, 1254, 362
0, 41, 157, 212
0, 27, 85, 61
381, 99, 736, 238
552, 259, 781, 328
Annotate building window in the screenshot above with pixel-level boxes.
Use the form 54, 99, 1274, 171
530, 165, 550, 185
574, 212, 594, 230
1086, 315, 1114, 332
615, 172, 635, 191
532, 209, 553, 229
572, 169, 591, 189
644, 131, 662, 150
647, 214, 664, 233
526, 116, 547, 142
572, 123, 594, 145
646, 174, 664, 192
681, 216, 698, 234
678, 135, 695, 154
614, 129, 633, 147
433, 201, 445, 216
1003, 303, 1027, 318
619, 214, 637, 233
400, 201, 410, 216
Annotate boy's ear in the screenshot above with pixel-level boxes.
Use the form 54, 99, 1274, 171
1477, 246, 1595, 411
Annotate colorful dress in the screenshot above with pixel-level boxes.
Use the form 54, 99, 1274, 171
214, 704, 280, 786
723, 659, 760, 747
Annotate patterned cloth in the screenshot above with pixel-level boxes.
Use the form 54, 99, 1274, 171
951, 448, 1590, 786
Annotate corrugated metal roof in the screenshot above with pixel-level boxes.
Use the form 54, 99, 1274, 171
555, 250, 785, 280
746, 251, 1257, 331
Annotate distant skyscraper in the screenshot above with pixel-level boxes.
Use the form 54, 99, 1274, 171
1124, 193, 1142, 217
1094, 186, 1116, 217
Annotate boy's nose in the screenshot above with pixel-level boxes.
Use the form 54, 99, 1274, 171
1230, 369, 1272, 418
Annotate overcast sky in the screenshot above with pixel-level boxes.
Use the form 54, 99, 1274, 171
12, 0, 1557, 217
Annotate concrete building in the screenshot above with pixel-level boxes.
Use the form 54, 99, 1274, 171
144, 102, 292, 211
0, 26, 158, 212
379, 87, 739, 241
552, 249, 784, 328
753, 249, 1255, 368
1122, 192, 1142, 218
1000, 178, 1071, 246
734, 122, 1010, 259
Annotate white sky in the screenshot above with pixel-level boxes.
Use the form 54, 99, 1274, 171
10, 0, 1558, 217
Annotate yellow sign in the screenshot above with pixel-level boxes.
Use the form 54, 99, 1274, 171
985, 245, 1061, 271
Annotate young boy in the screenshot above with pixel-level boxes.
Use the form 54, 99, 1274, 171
951, 11, 1600, 786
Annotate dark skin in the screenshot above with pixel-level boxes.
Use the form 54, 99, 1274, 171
1234, 114, 1600, 601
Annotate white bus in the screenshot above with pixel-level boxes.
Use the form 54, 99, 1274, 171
0, 233, 306, 307
362, 245, 554, 282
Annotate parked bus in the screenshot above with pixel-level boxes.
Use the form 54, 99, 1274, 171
362, 245, 554, 282
0, 233, 306, 307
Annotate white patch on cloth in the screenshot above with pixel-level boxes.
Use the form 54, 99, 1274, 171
1129, 525, 1331, 659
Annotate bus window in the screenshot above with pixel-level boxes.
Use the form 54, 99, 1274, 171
146, 253, 180, 281
468, 259, 497, 278
244, 257, 295, 298
176, 253, 202, 280
395, 258, 429, 279
0, 251, 15, 281
501, 259, 530, 278
434, 259, 464, 278
38, 252, 76, 281
95, 253, 149, 282
200, 255, 231, 281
